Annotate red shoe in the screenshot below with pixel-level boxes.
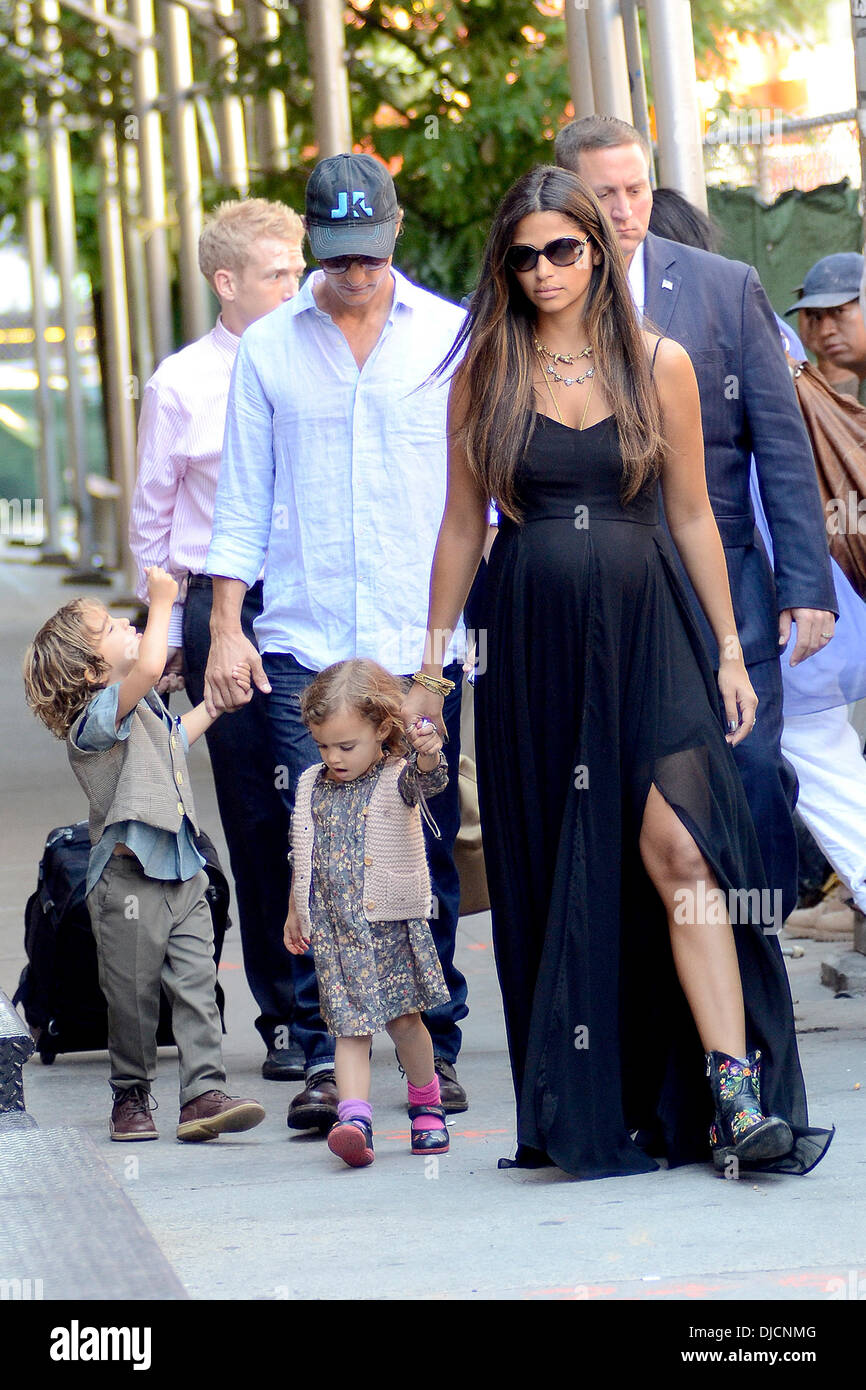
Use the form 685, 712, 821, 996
327, 1118, 375, 1168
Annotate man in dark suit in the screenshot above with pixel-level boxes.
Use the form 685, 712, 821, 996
555, 115, 837, 921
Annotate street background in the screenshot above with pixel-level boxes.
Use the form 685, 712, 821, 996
2, 554, 865, 1303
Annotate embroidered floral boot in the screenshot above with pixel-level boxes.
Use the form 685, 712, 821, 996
706, 1050, 793, 1173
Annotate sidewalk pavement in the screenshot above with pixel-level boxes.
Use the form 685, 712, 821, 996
1, 554, 865, 1303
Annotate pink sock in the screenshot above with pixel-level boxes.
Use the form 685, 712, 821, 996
408, 1078, 445, 1131
338, 1099, 372, 1127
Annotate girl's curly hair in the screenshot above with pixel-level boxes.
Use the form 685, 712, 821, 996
23, 598, 108, 739
299, 658, 409, 757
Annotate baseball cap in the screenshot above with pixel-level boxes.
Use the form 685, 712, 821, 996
305, 153, 399, 261
785, 252, 864, 316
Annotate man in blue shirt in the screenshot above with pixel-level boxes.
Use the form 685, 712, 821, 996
205, 154, 470, 1130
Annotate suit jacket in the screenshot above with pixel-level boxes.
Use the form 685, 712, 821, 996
642, 230, 837, 666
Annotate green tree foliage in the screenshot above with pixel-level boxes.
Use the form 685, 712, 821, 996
0, 0, 832, 305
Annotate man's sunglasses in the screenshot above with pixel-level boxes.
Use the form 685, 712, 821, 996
318, 254, 390, 275
504, 235, 590, 274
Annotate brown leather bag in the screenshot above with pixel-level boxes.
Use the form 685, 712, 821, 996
789, 358, 866, 599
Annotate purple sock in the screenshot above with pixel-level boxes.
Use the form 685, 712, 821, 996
408, 1078, 445, 1131
338, 1099, 372, 1127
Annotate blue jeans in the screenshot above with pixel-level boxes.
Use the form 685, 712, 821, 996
183, 579, 296, 1052
262, 652, 469, 1068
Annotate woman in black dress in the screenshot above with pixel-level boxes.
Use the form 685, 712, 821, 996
403, 167, 832, 1180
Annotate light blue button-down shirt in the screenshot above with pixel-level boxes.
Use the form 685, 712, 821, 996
206, 268, 467, 674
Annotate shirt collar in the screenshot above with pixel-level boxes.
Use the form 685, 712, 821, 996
212, 314, 241, 360
291, 265, 422, 322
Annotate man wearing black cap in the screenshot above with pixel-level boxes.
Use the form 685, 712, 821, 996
203, 154, 470, 1131
786, 252, 866, 399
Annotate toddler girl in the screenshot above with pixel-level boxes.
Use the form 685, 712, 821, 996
284, 658, 451, 1168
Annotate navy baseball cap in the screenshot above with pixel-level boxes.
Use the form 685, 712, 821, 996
305, 153, 399, 261
785, 252, 864, 316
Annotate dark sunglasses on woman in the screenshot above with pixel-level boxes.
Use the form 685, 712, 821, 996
505, 235, 591, 274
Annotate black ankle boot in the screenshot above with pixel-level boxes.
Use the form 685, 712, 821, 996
706, 1049, 793, 1173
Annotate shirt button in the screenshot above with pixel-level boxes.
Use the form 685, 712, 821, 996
176, 770, 183, 785
363, 856, 372, 866
177, 802, 184, 816
365, 901, 375, 911
171, 735, 178, 748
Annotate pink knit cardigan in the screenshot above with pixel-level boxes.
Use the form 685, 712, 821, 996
291, 757, 433, 931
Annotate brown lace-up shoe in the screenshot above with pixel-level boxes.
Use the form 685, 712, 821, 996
110, 1086, 158, 1141
176, 1090, 266, 1143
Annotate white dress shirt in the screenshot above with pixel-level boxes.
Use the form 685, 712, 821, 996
129, 316, 240, 645
206, 268, 467, 673
627, 239, 646, 319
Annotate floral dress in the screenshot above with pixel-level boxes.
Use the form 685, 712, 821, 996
308, 754, 450, 1035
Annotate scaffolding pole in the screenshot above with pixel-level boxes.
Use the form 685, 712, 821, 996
621, 0, 655, 179
585, 0, 633, 122
851, 0, 866, 235
243, 0, 289, 173
644, 0, 707, 210
21, 105, 65, 560
130, 0, 174, 366
162, 0, 212, 342
97, 120, 139, 590
208, 0, 249, 194
307, 0, 352, 157
564, 3, 595, 119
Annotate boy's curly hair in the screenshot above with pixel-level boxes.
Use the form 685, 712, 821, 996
23, 598, 108, 739
299, 659, 409, 757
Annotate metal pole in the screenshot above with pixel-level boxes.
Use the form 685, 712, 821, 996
208, 0, 249, 194
644, 0, 707, 210
563, 2, 595, 119
243, 0, 289, 173
850, 0, 866, 233
307, 0, 352, 156
45, 102, 104, 580
585, 0, 633, 122
120, 137, 155, 390
97, 120, 139, 589
22, 109, 65, 561
621, 0, 656, 180
162, 0, 211, 343
130, 0, 174, 366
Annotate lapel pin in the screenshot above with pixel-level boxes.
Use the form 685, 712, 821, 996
662, 278, 673, 290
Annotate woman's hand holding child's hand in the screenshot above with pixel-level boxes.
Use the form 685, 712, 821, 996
145, 565, 178, 606
406, 715, 443, 771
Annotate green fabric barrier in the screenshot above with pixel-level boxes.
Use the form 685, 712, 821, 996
707, 180, 863, 322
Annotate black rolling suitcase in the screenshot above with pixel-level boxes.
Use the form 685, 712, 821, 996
13, 821, 230, 1064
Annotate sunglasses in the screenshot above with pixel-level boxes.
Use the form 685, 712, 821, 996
318, 254, 390, 275
505, 235, 591, 274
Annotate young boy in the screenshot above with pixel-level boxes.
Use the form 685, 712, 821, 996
23, 566, 266, 1143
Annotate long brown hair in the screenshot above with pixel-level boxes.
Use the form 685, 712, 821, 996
439, 165, 665, 522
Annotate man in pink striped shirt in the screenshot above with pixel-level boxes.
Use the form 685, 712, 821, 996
129, 198, 308, 1082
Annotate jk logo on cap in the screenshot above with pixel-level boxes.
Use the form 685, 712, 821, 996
330, 191, 374, 220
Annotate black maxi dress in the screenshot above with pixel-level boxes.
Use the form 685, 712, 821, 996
474, 412, 834, 1180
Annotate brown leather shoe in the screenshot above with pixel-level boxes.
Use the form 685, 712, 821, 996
176, 1090, 266, 1143
434, 1058, 468, 1114
286, 1071, 338, 1134
110, 1086, 158, 1141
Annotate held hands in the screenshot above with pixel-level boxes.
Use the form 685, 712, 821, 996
145, 565, 178, 606
156, 646, 185, 695
204, 630, 271, 718
405, 714, 443, 769
400, 683, 445, 741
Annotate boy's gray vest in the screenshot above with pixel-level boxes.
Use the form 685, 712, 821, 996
67, 689, 199, 844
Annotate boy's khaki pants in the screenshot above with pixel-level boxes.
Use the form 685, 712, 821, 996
86, 857, 226, 1107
